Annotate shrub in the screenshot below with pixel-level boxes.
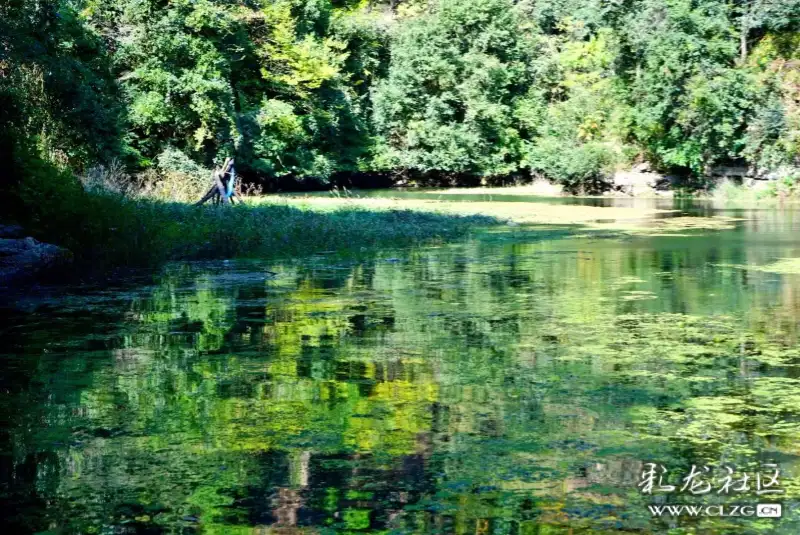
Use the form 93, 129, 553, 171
522, 138, 617, 193
80, 159, 133, 196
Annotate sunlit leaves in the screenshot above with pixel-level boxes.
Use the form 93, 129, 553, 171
372, 0, 536, 177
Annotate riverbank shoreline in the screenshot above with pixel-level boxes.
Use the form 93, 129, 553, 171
6, 193, 504, 274
6, 181, 769, 281
424, 172, 800, 202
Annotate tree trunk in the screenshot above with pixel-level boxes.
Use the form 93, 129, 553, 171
739, 2, 753, 64
740, 21, 748, 64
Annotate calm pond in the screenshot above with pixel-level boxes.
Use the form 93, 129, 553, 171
2, 194, 800, 533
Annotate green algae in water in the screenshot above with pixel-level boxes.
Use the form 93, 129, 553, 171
719, 257, 800, 274
2, 206, 800, 533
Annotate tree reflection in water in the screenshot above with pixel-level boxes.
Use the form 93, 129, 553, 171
2, 211, 800, 533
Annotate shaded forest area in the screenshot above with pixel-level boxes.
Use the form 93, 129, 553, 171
3, 0, 800, 203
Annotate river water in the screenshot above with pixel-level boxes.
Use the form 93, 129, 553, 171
2, 194, 800, 533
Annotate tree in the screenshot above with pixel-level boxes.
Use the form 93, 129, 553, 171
5, 0, 800, 194
616, 0, 751, 173
78, 0, 387, 185
0, 0, 122, 223
372, 0, 538, 180
0, 0, 121, 174
734, 0, 800, 63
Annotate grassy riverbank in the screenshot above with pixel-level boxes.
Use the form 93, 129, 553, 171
17, 191, 500, 268
13, 165, 753, 271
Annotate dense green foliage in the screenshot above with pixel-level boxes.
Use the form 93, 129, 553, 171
371, 0, 535, 178
80, 0, 386, 179
3, 0, 800, 197
1, 0, 121, 193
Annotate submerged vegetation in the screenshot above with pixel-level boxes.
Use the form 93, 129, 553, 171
4, 225, 800, 532
719, 257, 800, 274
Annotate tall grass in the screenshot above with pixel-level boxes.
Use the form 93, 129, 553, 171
20, 174, 499, 268
81, 161, 213, 203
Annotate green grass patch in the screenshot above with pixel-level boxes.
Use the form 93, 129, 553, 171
19, 184, 500, 268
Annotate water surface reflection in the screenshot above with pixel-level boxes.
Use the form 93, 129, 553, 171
2, 202, 800, 533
